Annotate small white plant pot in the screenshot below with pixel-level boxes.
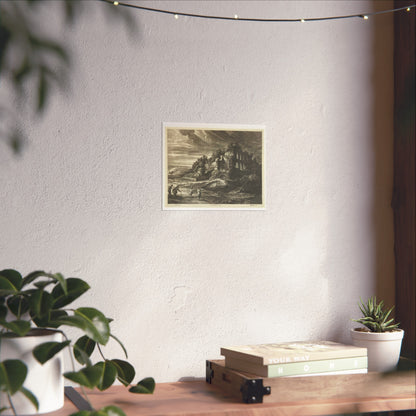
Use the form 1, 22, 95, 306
351, 328, 404, 372
0, 329, 64, 415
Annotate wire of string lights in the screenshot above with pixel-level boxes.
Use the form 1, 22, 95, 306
100, 0, 415, 22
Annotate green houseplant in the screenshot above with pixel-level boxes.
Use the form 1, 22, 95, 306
0, 269, 155, 416
351, 296, 404, 372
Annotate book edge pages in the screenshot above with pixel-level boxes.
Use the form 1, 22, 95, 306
220, 341, 368, 365
224, 356, 368, 377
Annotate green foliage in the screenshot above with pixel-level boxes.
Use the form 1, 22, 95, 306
129, 377, 156, 394
18, 387, 39, 413
0, 0, 135, 155
0, 359, 28, 395
74, 335, 96, 365
110, 359, 135, 386
0, 269, 155, 415
0, 359, 39, 413
33, 340, 71, 364
64, 366, 103, 390
353, 296, 400, 333
69, 405, 127, 416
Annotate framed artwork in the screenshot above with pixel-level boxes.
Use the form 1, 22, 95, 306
163, 123, 265, 210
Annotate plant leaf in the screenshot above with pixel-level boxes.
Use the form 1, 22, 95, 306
52, 273, 67, 294
354, 296, 400, 332
29, 36, 70, 65
7, 295, 30, 318
12, 56, 33, 86
21, 271, 42, 286
74, 308, 110, 345
383, 306, 394, 322
23, 271, 68, 294
0, 276, 19, 296
37, 66, 48, 113
22, 270, 50, 287
0, 359, 27, 395
33, 280, 55, 290
0, 319, 31, 336
29, 290, 53, 326
0, 270, 22, 291
94, 361, 117, 391
74, 335, 96, 365
51, 278, 90, 309
64, 366, 102, 389
0, 303, 7, 321
47, 309, 69, 328
54, 309, 109, 345
110, 359, 135, 386
97, 406, 127, 416
68, 412, 91, 416
52, 315, 89, 333
128, 377, 155, 394
68, 406, 127, 416
33, 340, 70, 364
29, 289, 53, 317
73, 349, 92, 368
110, 333, 128, 359
19, 386, 39, 411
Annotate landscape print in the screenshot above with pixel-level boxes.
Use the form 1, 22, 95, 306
163, 124, 265, 209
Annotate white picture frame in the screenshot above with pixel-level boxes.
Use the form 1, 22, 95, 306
163, 123, 265, 210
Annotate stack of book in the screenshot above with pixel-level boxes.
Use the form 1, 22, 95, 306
220, 340, 368, 378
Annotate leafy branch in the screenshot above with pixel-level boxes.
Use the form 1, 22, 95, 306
0, 269, 154, 416
0, 0, 135, 155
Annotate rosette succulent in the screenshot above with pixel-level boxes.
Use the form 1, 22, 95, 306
353, 296, 400, 333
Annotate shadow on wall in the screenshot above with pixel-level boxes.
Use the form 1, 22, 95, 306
321, 1, 396, 344
0, 0, 137, 155
371, 4, 395, 307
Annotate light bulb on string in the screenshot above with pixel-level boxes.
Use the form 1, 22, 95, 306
100, 1, 416, 24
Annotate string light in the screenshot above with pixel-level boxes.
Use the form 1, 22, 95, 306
99, 0, 415, 23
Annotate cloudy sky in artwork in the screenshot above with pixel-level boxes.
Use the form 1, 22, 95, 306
166, 128, 263, 168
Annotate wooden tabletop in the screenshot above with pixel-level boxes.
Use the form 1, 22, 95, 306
51, 371, 416, 416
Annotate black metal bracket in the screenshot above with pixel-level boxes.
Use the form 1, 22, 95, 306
206, 360, 214, 384
240, 378, 271, 403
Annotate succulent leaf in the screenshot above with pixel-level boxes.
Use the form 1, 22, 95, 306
353, 296, 400, 332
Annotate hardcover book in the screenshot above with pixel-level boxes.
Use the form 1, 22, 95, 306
224, 355, 368, 377
220, 341, 367, 366
285, 368, 368, 377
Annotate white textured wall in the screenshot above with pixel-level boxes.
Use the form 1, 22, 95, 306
0, 1, 394, 382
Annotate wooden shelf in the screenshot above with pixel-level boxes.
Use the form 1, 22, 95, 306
50, 366, 415, 416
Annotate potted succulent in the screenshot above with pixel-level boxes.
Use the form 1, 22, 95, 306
351, 296, 404, 372
0, 269, 155, 416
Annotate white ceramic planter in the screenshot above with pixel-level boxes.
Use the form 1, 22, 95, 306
0, 329, 64, 415
351, 328, 404, 372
